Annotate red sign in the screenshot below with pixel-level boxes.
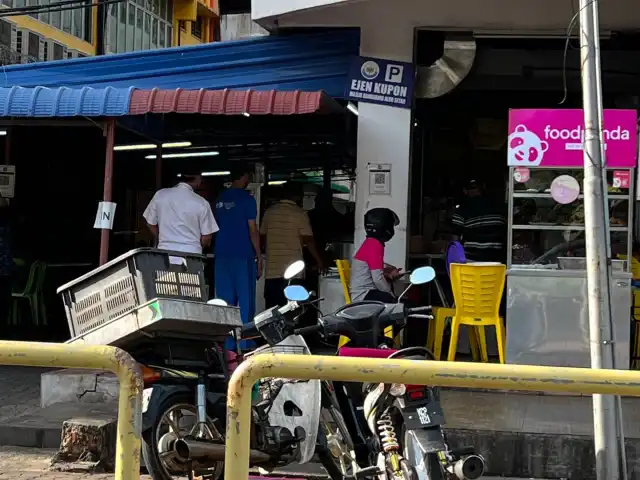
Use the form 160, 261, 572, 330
613, 170, 630, 189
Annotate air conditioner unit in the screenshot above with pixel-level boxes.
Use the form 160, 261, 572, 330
67, 49, 79, 59
15, 28, 41, 63
46, 39, 66, 61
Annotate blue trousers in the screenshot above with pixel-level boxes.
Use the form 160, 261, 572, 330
214, 257, 256, 350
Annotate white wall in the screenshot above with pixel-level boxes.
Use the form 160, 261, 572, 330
254, 0, 640, 33
220, 14, 269, 41
354, 23, 414, 269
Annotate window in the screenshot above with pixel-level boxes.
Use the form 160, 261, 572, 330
50, 9, 61, 29
38, 0, 49, 25
117, 1, 126, 52
150, 17, 157, 49
135, 6, 143, 49
1, 0, 12, 7
191, 16, 202, 39
26, 0, 37, 18
27, 31, 39, 59
126, 2, 134, 51
14, 0, 23, 6
0, 20, 11, 48
142, 12, 150, 49
72, 6, 82, 38
62, 10, 72, 34
53, 42, 63, 60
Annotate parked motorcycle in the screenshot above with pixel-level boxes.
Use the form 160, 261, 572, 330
292, 266, 486, 480
140, 260, 350, 480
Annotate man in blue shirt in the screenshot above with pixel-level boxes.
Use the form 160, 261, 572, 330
214, 167, 261, 348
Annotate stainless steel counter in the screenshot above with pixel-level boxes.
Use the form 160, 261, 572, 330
506, 268, 631, 368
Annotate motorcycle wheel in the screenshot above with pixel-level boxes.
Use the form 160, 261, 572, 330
402, 427, 445, 480
317, 406, 357, 480
142, 393, 224, 480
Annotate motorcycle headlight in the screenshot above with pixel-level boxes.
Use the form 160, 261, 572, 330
389, 383, 406, 397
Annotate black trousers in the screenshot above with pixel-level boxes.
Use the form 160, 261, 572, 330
363, 289, 427, 348
264, 278, 288, 309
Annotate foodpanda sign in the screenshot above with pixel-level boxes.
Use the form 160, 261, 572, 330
507, 109, 637, 168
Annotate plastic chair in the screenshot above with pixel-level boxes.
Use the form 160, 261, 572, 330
335, 259, 395, 347
11, 261, 47, 326
447, 263, 506, 363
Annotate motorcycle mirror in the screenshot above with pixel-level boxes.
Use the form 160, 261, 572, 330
284, 260, 305, 280
207, 298, 228, 306
410, 266, 436, 285
284, 285, 310, 302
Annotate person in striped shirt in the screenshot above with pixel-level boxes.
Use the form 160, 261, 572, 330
451, 179, 507, 263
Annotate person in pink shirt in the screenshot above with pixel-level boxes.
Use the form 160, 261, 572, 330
350, 208, 402, 302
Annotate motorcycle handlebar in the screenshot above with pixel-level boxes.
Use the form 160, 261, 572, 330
293, 324, 324, 336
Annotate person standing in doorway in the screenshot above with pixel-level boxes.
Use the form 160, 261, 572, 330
143, 171, 218, 254
451, 178, 507, 263
260, 183, 325, 308
214, 167, 261, 343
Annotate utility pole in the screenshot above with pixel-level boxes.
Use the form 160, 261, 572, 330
578, 0, 624, 479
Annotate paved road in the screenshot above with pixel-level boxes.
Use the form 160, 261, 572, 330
0, 445, 547, 480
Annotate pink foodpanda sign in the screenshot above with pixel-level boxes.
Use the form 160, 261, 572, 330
507, 109, 638, 168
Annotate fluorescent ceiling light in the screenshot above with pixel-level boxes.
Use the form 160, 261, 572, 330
242, 112, 250, 117
0, 131, 7, 136
177, 170, 230, 178
115, 141, 192, 151
268, 180, 287, 185
347, 102, 359, 116
146, 151, 219, 159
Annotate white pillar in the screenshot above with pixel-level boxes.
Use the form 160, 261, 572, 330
354, 23, 415, 269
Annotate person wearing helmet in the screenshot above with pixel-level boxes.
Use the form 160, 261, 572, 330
350, 207, 402, 302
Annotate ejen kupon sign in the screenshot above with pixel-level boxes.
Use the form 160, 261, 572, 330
345, 56, 415, 109
507, 109, 638, 168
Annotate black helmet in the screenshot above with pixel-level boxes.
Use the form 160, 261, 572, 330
364, 207, 400, 243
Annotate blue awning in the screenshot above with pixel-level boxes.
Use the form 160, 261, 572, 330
0, 86, 134, 117
0, 30, 359, 99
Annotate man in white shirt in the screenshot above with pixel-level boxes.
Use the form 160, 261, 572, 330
143, 172, 218, 254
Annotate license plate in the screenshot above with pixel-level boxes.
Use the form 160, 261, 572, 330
401, 401, 445, 430
142, 388, 153, 413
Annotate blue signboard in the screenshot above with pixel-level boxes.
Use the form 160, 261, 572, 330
345, 56, 415, 109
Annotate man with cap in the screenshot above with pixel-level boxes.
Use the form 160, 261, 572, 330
451, 178, 506, 263
143, 170, 218, 254
214, 167, 261, 346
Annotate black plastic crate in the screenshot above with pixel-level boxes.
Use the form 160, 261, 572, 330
57, 248, 209, 338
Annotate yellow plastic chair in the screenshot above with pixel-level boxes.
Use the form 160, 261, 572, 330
430, 307, 483, 361
447, 263, 506, 364
335, 259, 395, 347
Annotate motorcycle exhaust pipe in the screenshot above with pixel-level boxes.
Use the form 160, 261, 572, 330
452, 454, 485, 480
174, 438, 271, 464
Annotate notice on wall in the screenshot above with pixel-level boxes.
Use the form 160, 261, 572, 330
93, 201, 117, 230
613, 170, 630, 189
368, 163, 392, 195
345, 56, 415, 109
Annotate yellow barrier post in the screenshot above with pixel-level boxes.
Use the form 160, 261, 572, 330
225, 353, 640, 480
0, 341, 143, 480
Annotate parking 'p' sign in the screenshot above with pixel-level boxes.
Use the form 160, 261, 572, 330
346, 55, 415, 109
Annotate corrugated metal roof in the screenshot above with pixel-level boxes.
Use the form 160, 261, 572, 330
0, 30, 359, 99
129, 89, 333, 115
0, 86, 133, 117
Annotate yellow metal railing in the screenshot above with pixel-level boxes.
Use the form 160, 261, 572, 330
0, 341, 143, 480
224, 353, 640, 480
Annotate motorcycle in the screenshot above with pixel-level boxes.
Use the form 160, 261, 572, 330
140, 260, 350, 480
291, 266, 486, 480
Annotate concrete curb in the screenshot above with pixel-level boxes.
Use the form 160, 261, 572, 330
0, 424, 61, 449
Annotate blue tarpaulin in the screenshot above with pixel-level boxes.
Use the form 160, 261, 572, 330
0, 30, 359, 99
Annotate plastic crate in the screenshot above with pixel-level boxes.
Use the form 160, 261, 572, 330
57, 248, 209, 338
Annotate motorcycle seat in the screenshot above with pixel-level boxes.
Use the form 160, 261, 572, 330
338, 347, 398, 359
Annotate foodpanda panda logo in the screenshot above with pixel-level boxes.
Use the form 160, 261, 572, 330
507, 124, 549, 167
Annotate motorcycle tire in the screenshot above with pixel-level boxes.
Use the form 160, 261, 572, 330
142, 393, 224, 480
317, 405, 357, 480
